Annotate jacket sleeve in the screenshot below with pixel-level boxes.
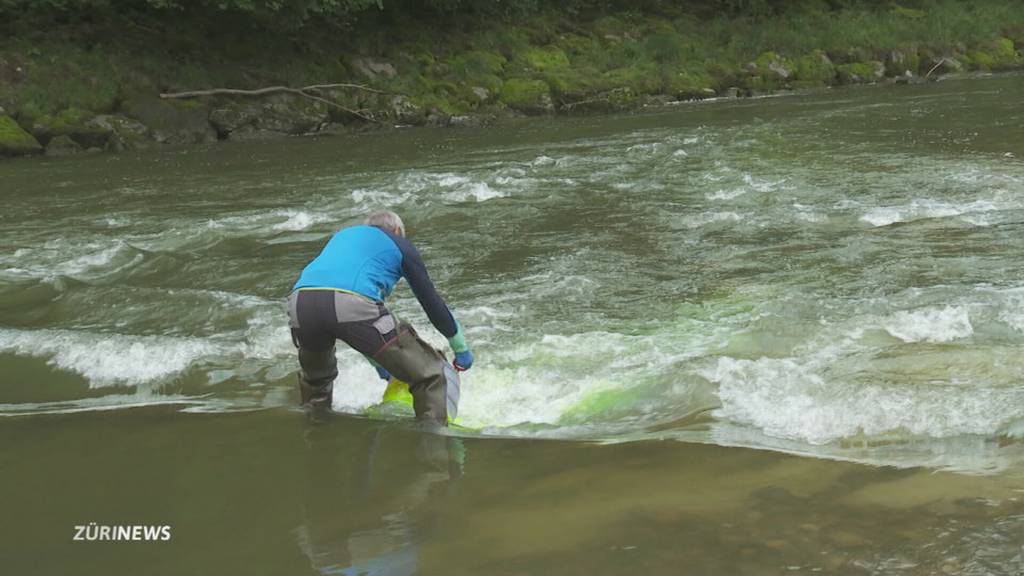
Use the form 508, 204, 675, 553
385, 232, 459, 338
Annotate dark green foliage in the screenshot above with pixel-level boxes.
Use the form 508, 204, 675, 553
1, 0, 1023, 125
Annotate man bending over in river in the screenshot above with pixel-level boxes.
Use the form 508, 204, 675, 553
286, 210, 474, 425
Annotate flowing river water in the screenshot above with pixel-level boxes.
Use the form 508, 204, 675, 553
2, 74, 1023, 575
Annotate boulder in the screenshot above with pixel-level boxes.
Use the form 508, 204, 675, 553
123, 96, 217, 145
0, 115, 42, 156
86, 115, 152, 151
470, 86, 491, 102
210, 94, 329, 140
44, 134, 82, 156
922, 56, 963, 76
744, 52, 796, 92
752, 52, 794, 80
351, 57, 397, 80
31, 108, 108, 148
499, 78, 555, 114
389, 95, 425, 125
795, 50, 836, 83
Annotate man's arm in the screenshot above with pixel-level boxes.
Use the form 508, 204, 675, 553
384, 232, 460, 336
381, 230, 472, 369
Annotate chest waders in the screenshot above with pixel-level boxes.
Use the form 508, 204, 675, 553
287, 289, 460, 426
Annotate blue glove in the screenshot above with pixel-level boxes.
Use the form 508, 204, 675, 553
453, 349, 474, 371
375, 366, 391, 381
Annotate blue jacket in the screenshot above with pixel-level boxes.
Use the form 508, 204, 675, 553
293, 225, 459, 338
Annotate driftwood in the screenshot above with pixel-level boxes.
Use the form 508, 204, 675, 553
924, 57, 947, 79
160, 83, 387, 123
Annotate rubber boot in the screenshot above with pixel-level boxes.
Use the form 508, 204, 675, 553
298, 375, 333, 410
296, 346, 338, 412
374, 325, 460, 426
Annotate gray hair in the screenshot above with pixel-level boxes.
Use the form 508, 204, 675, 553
365, 210, 405, 237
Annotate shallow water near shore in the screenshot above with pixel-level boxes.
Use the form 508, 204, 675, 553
2, 74, 1024, 574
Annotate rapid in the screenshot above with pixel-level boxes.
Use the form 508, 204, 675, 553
2, 74, 1024, 478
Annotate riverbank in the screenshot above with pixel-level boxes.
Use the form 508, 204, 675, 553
1, 1, 1022, 157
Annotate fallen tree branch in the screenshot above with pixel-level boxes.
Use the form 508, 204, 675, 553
159, 83, 384, 123
925, 57, 947, 79
303, 83, 387, 94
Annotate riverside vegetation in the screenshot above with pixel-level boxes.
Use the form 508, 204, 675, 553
0, 0, 1022, 157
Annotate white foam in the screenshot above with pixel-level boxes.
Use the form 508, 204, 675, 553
462, 181, 504, 202
0, 328, 213, 387
356, 171, 513, 206
706, 188, 747, 200
703, 356, 1023, 444
861, 199, 1002, 227
882, 306, 974, 343
742, 174, 784, 193
271, 210, 333, 231
4, 240, 142, 282
679, 211, 743, 229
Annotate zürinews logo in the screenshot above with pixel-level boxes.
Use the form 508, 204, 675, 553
73, 524, 172, 542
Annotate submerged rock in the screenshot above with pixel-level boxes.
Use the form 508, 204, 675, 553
0, 114, 42, 156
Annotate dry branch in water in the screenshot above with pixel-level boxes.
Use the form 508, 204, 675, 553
159, 83, 387, 123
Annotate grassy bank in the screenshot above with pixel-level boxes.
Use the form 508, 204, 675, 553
1, 1, 1022, 155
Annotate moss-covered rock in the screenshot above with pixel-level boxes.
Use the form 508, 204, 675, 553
517, 46, 570, 71
499, 78, 553, 113
795, 50, 836, 83
753, 51, 796, 80
836, 61, 885, 84
86, 114, 152, 151
743, 52, 796, 92
0, 114, 42, 156
667, 70, 714, 99
602, 65, 664, 94
30, 107, 108, 148
969, 37, 1022, 70
449, 50, 506, 77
